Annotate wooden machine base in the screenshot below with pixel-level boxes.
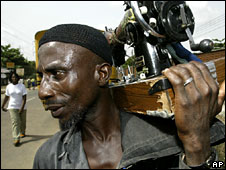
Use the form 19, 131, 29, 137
111, 76, 175, 118
111, 52, 225, 117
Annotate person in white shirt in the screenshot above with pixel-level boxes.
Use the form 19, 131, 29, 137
1, 72, 27, 146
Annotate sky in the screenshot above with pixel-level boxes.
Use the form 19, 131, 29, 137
1, 1, 225, 61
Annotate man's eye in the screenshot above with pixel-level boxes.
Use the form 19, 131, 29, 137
52, 70, 66, 80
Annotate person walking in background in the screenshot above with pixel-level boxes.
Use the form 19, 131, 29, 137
31, 78, 36, 90
1, 72, 27, 147
24, 79, 28, 88
27, 78, 31, 90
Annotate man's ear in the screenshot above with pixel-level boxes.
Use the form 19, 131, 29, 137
95, 63, 112, 87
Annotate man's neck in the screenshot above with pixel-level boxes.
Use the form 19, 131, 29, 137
81, 90, 123, 169
81, 90, 121, 141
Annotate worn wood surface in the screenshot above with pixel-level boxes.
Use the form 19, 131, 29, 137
111, 77, 175, 116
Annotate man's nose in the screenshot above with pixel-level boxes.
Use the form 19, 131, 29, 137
38, 80, 55, 100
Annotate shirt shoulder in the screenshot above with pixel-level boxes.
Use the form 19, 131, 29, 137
19, 83, 26, 87
6, 83, 13, 89
5, 83, 13, 96
33, 130, 68, 169
18, 83, 26, 89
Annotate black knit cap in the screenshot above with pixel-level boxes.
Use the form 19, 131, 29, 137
39, 24, 113, 65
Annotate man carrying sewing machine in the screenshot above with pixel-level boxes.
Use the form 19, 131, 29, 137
33, 23, 225, 169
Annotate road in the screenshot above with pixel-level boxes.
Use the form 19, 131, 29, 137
1, 89, 59, 169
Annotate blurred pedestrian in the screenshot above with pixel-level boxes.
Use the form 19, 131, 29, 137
27, 78, 31, 90
31, 78, 36, 90
24, 79, 28, 88
1, 72, 27, 147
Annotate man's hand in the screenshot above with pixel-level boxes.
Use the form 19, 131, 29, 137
216, 80, 225, 114
2, 95, 9, 112
1, 107, 8, 112
162, 61, 225, 166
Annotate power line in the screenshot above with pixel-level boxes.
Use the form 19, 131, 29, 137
1, 15, 35, 36
195, 17, 224, 31
194, 13, 225, 33
195, 17, 225, 33
1, 29, 35, 60
1, 20, 34, 48
196, 20, 225, 33
2, 20, 31, 40
196, 13, 225, 28
194, 24, 225, 38
2, 29, 32, 45
196, 13, 225, 25
195, 20, 225, 34
2, 37, 33, 56
193, 12, 225, 38
195, 23, 225, 36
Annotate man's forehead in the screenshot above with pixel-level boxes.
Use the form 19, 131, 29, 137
40, 41, 95, 55
47, 42, 57, 47
39, 41, 99, 60
37, 41, 95, 71
38, 41, 77, 53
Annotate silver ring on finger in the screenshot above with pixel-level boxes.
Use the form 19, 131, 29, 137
184, 77, 193, 87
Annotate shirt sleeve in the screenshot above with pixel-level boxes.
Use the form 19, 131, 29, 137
32, 154, 40, 169
179, 153, 192, 169
179, 151, 219, 169
32, 145, 46, 169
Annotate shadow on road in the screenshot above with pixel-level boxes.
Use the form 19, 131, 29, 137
20, 134, 53, 145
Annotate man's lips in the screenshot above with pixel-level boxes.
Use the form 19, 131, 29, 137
45, 104, 64, 117
46, 104, 63, 111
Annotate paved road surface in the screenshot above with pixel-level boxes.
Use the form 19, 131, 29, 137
1, 89, 59, 169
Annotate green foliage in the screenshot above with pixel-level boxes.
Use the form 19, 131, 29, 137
212, 38, 225, 50
1, 44, 36, 79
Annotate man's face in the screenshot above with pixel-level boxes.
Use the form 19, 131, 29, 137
37, 42, 99, 130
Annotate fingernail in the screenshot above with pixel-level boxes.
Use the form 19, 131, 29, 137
162, 68, 169, 74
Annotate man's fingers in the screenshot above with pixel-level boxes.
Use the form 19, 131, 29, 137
189, 61, 220, 118
190, 61, 219, 96
217, 80, 225, 113
218, 80, 225, 99
162, 68, 189, 105
168, 65, 200, 100
163, 64, 207, 107
179, 62, 213, 97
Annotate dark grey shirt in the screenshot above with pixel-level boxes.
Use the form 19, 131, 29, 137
33, 111, 225, 169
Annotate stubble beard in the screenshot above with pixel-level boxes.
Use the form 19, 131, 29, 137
59, 107, 87, 131
59, 89, 100, 131
59, 100, 98, 131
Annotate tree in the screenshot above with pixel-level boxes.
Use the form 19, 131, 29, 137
1, 44, 36, 79
212, 38, 225, 50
